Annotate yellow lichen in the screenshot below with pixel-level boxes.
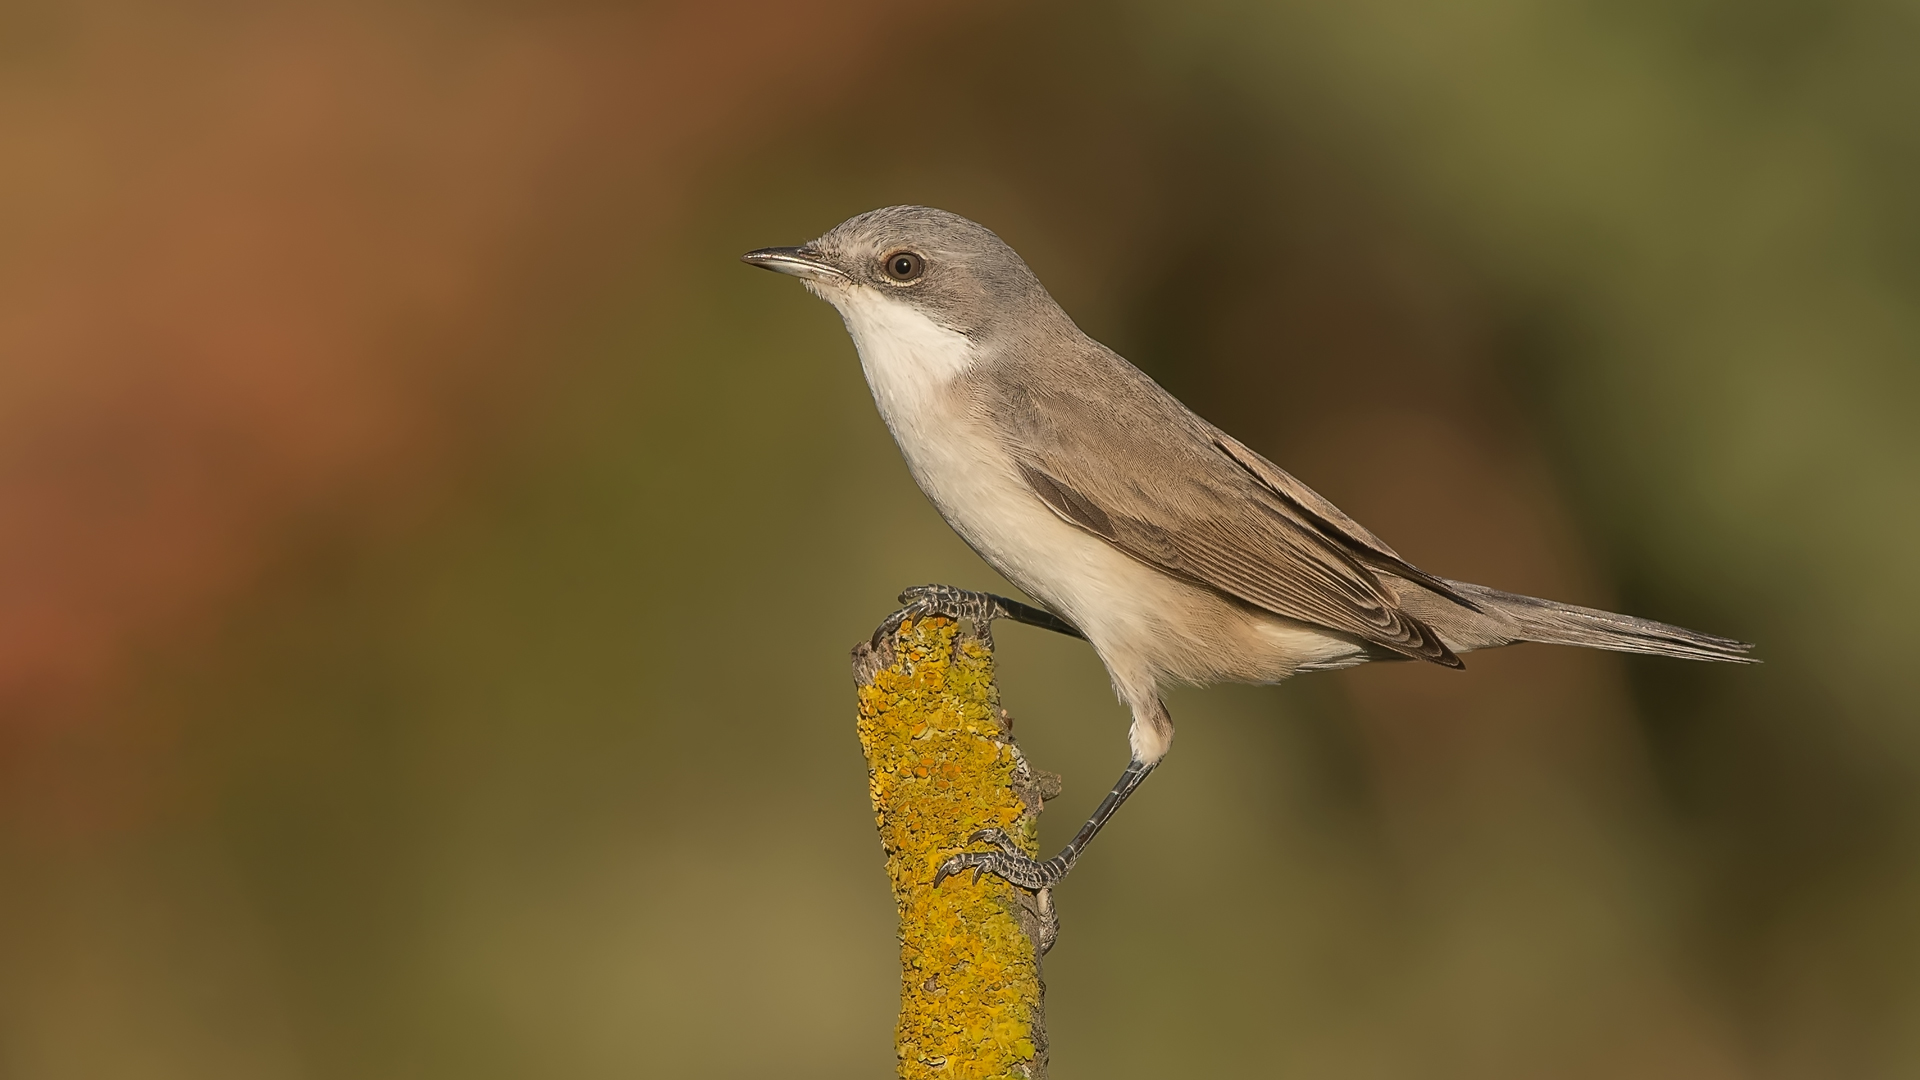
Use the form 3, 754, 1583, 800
857, 616, 1043, 1080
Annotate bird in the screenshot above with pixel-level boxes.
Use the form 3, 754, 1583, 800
742, 205, 1753, 892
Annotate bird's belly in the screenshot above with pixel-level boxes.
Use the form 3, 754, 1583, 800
884, 416, 1360, 689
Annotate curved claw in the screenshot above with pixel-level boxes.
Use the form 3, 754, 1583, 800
931, 849, 1002, 890
930, 853, 972, 890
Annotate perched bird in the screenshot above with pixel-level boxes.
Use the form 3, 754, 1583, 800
743, 206, 1753, 891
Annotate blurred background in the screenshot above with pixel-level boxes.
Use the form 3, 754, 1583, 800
1, 1, 1916, 1076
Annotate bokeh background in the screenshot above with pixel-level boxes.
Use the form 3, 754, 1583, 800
2, 1, 1917, 1076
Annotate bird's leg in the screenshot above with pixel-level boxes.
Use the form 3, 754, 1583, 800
873, 584, 1083, 652
933, 758, 1155, 891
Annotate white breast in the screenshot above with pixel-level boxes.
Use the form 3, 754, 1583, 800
830, 292, 1181, 657
832, 288, 1043, 567
830, 290, 1096, 591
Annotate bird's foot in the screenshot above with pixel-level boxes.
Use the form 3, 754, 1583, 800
874, 584, 1082, 653
900, 584, 1011, 626
932, 828, 1075, 891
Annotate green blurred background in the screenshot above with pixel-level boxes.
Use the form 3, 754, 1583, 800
2, 1, 1916, 1076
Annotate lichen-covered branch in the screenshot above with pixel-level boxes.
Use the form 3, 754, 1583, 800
852, 615, 1057, 1080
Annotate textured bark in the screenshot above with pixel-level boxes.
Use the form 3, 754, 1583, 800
852, 615, 1059, 1080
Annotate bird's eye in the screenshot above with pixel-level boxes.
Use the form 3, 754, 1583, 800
883, 251, 925, 282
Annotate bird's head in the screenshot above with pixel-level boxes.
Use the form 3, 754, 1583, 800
742, 205, 1056, 342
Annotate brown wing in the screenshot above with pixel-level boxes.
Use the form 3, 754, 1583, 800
1019, 459, 1463, 666
1206, 433, 1485, 613
986, 354, 1469, 667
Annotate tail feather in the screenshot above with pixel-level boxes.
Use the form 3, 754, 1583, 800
1443, 580, 1757, 664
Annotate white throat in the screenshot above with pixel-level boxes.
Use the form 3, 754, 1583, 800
825, 286, 977, 424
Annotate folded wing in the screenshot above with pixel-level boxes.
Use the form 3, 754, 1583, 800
985, 354, 1472, 667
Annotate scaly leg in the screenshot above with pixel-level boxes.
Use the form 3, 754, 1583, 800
933, 758, 1155, 890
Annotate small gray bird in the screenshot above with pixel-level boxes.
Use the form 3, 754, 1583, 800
743, 205, 1752, 891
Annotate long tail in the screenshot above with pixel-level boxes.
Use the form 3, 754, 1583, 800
1443, 580, 1757, 663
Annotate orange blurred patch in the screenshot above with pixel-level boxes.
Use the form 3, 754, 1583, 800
0, 0, 953, 720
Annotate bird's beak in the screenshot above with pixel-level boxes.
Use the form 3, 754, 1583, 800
740, 245, 848, 283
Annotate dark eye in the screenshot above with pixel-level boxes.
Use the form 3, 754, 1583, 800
883, 251, 925, 282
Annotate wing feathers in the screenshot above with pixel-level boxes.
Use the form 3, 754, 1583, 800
1210, 436, 1483, 612
1019, 459, 1462, 667
1017, 461, 1115, 538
